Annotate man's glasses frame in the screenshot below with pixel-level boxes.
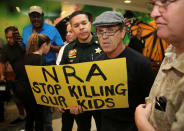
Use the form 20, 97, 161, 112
147, 0, 177, 13
96, 28, 121, 37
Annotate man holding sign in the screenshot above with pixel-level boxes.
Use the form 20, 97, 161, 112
92, 11, 155, 131
59, 11, 102, 131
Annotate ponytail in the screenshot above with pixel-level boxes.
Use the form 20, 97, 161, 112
27, 33, 50, 55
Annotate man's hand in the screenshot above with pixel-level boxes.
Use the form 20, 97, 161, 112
0, 62, 6, 82
135, 103, 152, 121
135, 103, 155, 131
0, 75, 5, 82
55, 107, 65, 113
70, 105, 83, 115
50, 45, 62, 52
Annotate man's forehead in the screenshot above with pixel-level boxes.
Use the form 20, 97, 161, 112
72, 15, 87, 22
67, 24, 71, 29
6, 30, 13, 34
67, 25, 73, 31
29, 12, 42, 16
150, 0, 167, 2
97, 25, 119, 29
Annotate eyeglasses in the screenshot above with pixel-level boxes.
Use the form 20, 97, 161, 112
96, 28, 121, 37
147, 0, 177, 13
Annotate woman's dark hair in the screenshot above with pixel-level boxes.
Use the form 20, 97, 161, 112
27, 33, 50, 55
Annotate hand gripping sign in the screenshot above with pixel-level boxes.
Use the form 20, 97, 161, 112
25, 58, 128, 111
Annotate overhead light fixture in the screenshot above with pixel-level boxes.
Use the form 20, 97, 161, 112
16, 7, 21, 12
124, 0, 132, 4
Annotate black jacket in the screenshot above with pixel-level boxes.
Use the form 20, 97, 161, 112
60, 34, 102, 64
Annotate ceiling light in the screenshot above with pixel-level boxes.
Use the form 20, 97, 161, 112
16, 7, 21, 12
124, 0, 132, 4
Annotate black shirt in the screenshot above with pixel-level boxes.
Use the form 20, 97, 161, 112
0, 44, 25, 80
128, 36, 145, 53
25, 54, 46, 66
96, 47, 155, 131
21, 54, 46, 81
15, 54, 46, 94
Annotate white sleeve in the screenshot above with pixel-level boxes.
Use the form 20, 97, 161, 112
56, 44, 67, 65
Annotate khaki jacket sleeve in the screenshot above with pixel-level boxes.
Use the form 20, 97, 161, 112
170, 77, 184, 131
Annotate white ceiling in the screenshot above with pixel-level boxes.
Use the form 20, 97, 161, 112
50, 0, 150, 13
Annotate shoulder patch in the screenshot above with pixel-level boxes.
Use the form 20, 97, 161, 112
68, 49, 77, 58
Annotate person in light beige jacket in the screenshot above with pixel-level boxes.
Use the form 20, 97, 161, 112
135, 0, 184, 131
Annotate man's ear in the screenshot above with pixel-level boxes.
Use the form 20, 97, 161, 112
40, 42, 46, 50
43, 42, 47, 47
121, 27, 126, 39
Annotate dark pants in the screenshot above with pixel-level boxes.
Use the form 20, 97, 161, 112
0, 101, 4, 122
61, 110, 75, 131
25, 104, 44, 131
0, 81, 11, 122
75, 110, 101, 131
14, 81, 45, 131
43, 106, 53, 131
61, 110, 101, 131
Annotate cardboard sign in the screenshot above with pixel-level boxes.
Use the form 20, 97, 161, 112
25, 58, 128, 111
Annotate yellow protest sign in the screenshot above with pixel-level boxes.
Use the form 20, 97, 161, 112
25, 58, 128, 111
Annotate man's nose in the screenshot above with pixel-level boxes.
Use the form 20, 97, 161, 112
7, 38, 11, 41
151, 5, 161, 18
102, 33, 109, 39
79, 24, 84, 30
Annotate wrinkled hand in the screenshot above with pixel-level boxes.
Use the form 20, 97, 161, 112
135, 103, 156, 131
135, 103, 152, 129
70, 105, 83, 115
55, 107, 65, 113
135, 103, 152, 121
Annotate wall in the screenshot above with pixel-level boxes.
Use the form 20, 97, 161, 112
0, 0, 152, 45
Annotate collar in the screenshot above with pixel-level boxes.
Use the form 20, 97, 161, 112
31, 22, 45, 33
172, 53, 184, 74
75, 33, 99, 47
162, 45, 184, 74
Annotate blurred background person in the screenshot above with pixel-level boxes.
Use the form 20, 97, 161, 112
0, 26, 26, 126
20, 33, 51, 131
56, 22, 76, 131
93, 11, 155, 131
135, 0, 184, 130
56, 22, 77, 65
22, 5, 64, 65
22, 5, 64, 130
60, 11, 102, 131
